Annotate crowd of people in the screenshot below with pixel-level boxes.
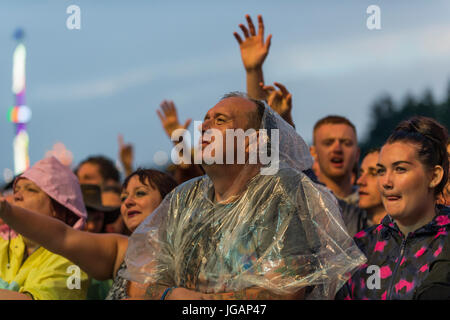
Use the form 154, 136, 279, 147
0, 14, 449, 300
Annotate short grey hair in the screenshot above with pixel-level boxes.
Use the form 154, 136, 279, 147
220, 91, 266, 129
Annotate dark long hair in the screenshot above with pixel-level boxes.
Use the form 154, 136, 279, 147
386, 116, 449, 196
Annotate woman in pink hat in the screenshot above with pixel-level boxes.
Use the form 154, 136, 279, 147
0, 156, 89, 299
0, 166, 177, 300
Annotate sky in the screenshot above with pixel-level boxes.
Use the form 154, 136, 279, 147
1, 0, 450, 184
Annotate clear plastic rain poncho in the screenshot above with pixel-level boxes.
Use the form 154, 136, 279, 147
121, 101, 366, 299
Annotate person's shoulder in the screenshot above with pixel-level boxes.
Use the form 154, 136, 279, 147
277, 168, 336, 202
263, 167, 305, 196
354, 224, 379, 241
271, 167, 305, 186
337, 200, 368, 237
168, 175, 208, 205
353, 223, 384, 252
272, 167, 337, 205
170, 175, 205, 193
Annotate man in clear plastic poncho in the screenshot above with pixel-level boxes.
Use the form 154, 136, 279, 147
122, 92, 366, 299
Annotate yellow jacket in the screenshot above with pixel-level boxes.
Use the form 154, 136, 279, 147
0, 235, 88, 300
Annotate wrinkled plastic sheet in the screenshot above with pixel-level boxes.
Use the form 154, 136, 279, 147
122, 169, 366, 299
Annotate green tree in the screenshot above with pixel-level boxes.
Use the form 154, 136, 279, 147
360, 82, 450, 157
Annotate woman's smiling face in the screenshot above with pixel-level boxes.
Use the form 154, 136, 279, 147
120, 175, 162, 233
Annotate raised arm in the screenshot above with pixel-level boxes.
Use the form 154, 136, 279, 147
157, 100, 195, 167
157, 100, 191, 142
0, 198, 127, 280
234, 14, 272, 100
118, 134, 134, 177
260, 81, 295, 128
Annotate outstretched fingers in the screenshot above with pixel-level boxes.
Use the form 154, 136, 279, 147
159, 100, 168, 114
245, 14, 256, 36
265, 34, 272, 51
166, 100, 176, 114
160, 100, 177, 116
233, 32, 243, 44
239, 24, 250, 38
258, 15, 264, 39
156, 109, 165, 122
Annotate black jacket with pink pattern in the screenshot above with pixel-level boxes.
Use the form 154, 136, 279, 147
336, 205, 450, 300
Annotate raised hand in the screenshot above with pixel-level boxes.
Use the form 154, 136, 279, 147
118, 134, 134, 176
234, 14, 272, 71
234, 14, 272, 100
260, 82, 295, 128
157, 100, 192, 139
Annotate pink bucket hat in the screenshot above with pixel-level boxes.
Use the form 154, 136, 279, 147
13, 156, 87, 230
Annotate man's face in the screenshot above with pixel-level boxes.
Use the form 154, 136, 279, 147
199, 97, 256, 165
312, 123, 359, 181
357, 152, 382, 210
77, 162, 103, 185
